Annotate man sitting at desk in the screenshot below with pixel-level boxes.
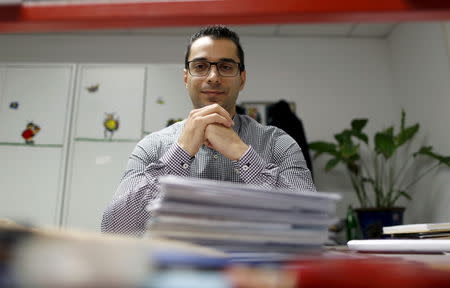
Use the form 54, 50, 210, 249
101, 26, 316, 236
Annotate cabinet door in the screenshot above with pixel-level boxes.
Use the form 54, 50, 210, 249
65, 65, 145, 231
144, 64, 192, 133
0, 65, 72, 144
0, 147, 64, 226
0, 64, 73, 226
65, 142, 136, 231
75, 65, 145, 140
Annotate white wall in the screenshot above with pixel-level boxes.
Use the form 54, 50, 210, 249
243, 37, 397, 216
0, 32, 397, 222
388, 22, 450, 224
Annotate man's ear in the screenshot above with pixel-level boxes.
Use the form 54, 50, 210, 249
239, 70, 246, 91
183, 69, 188, 87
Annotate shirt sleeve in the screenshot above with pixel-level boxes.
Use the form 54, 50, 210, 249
233, 130, 316, 192
101, 139, 193, 237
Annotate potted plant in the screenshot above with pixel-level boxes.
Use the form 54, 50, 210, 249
309, 110, 450, 239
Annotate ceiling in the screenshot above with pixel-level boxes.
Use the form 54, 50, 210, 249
45, 23, 398, 38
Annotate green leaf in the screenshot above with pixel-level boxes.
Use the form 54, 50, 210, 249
400, 191, 412, 200
414, 146, 450, 166
309, 141, 338, 156
374, 128, 396, 159
414, 146, 433, 156
325, 158, 341, 171
340, 143, 359, 159
334, 130, 352, 145
385, 127, 394, 137
396, 124, 419, 147
352, 131, 369, 144
351, 119, 368, 132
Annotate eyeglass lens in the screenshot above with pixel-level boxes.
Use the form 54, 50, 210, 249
188, 61, 239, 77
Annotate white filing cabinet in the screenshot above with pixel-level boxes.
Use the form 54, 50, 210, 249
0, 64, 74, 226
64, 65, 146, 231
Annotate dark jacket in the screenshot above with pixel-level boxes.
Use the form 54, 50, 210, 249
266, 100, 314, 181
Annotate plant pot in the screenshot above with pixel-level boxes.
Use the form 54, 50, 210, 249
354, 207, 405, 239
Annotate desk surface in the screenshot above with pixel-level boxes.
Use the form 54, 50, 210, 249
2, 223, 450, 288
326, 245, 450, 270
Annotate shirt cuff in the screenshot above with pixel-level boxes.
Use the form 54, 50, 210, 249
233, 146, 265, 183
160, 142, 194, 176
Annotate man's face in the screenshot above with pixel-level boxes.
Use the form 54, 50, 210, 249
184, 37, 246, 117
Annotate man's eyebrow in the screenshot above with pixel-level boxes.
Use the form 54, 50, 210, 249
189, 57, 238, 63
190, 57, 208, 62
219, 58, 238, 63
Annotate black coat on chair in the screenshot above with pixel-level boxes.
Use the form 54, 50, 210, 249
266, 100, 314, 181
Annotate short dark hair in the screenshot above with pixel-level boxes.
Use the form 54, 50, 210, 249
185, 25, 245, 72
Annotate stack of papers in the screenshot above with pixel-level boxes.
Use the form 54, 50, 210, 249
148, 175, 340, 258
348, 239, 450, 253
383, 222, 450, 239
348, 223, 450, 253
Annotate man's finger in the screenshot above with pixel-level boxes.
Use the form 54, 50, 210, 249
200, 113, 233, 128
191, 104, 233, 122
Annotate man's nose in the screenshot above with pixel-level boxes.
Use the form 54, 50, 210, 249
207, 64, 221, 82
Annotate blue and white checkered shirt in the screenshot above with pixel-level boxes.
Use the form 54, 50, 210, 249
101, 114, 316, 236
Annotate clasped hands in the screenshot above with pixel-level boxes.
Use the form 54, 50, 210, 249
177, 104, 249, 161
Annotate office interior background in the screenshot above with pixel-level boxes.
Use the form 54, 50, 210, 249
0, 21, 449, 232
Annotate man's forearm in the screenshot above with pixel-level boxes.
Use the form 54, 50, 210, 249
234, 146, 315, 192
101, 167, 165, 236
101, 143, 194, 236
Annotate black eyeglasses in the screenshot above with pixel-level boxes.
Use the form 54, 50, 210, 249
186, 60, 241, 77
